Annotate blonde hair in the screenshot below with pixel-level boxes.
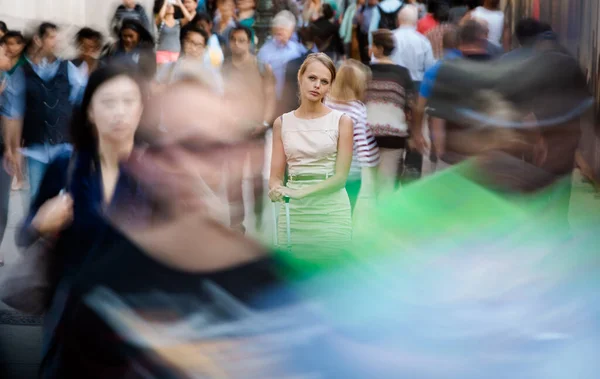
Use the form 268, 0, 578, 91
297, 53, 336, 83
329, 59, 370, 102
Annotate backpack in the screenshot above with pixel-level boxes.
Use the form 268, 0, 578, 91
378, 4, 403, 30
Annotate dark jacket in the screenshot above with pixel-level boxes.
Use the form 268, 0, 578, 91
310, 18, 345, 60
21, 60, 73, 147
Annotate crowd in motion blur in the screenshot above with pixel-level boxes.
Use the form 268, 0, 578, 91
0, 0, 598, 378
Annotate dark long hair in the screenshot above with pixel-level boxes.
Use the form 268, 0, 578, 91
118, 18, 155, 50
70, 64, 149, 155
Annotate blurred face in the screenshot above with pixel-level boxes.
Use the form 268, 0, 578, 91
367, 0, 378, 6
182, 31, 206, 58
0, 45, 11, 71
197, 20, 213, 35
183, 0, 198, 12
121, 28, 140, 51
166, 4, 175, 14
219, 0, 235, 20
229, 30, 250, 56
88, 75, 143, 146
272, 25, 293, 45
4, 37, 24, 60
237, 0, 255, 11
123, 0, 136, 9
79, 37, 102, 60
299, 61, 332, 102
40, 28, 58, 56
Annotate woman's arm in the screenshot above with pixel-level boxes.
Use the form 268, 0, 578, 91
16, 155, 71, 247
156, 0, 168, 26
262, 64, 277, 126
269, 117, 287, 202
282, 114, 353, 199
176, 0, 194, 22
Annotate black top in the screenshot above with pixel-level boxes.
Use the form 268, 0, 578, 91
310, 18, 345, 58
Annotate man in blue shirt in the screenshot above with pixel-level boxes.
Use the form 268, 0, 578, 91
257, 11, 306, 100
1, 22, 87, 202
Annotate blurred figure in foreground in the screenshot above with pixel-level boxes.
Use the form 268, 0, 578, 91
27, 65, 147, 376
223, 24, 276, 233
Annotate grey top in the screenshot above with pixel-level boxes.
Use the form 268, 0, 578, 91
157, 20, 181, 53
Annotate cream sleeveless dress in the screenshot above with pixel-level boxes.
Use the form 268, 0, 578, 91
278, 110, 352, 262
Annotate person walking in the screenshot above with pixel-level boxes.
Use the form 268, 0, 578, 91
366, 29, 414, 195
269, 53, 353, 261
104, 19, 157, 80
223, 25, 276, 233
324, 59, 379, 212
111, 0, 153, 36
468, 0, 506, 48
71, 27, 104, 76
0, 40, 14, 267
19, 65, 148, 374
2, 22, 87, 202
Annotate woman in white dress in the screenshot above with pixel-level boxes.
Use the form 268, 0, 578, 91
269, 53, 354, 263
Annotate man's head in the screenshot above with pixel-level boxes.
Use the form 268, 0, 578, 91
321, 3, 335, 20
458, 20, 487, 52
271, 10, 296, 45
122, 0, 137, 9
1, 31, 25, 60
515, 18, 552, 47
229, 25, 253, 57
192, 12, 213, 36
397, 4, 419, 27
433, 2, 450, 23
33, 22, 58, 57
297, 27, 315, 50
75, 27, 103, 60
442, 28, 459, 51
180, 24, 208, 59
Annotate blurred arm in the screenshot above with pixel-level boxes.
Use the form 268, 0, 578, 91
262, 64, 277, 125
269, 117, 286, 190
157, 0, 168, 25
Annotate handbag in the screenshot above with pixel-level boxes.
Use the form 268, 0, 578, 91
0, 153, 78, 315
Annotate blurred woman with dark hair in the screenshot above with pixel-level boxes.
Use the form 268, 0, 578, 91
103, 19, 157, 79
17, 65, 148, 373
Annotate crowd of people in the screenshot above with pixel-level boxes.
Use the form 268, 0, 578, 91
0, 0, 595, 377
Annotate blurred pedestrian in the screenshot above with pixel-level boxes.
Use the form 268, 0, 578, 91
270, 53, 353, 258
325, 59, 379, 212
71, 27, 104, 76
1, 30, 25, 75
0, 40, 13, 266
223, 24, 276, 232
354, 0, 377, 64
467, 0, 507, 48
258, 10, 306, 99
278, 26, 315, 115
110, 0, 153, 37
417, 0, 440, 35
104, 19, 157, 80
191, 12, 226, 68
2, 22, 87, 202
310, 3, 345, 61
213, 0, 237, 41
155, 0, 192, 65
21, 65, 148, 375
425, 2, 455, 60
366, 29, 414, 194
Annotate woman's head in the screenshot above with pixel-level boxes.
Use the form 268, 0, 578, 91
183, 0, 198, 12
329, 60, 370, 102
166, 3, 176, 15
371, 29, 395, 58
71, 65, 148, 154
297, 53, 336, 103
120, 19, 154, 52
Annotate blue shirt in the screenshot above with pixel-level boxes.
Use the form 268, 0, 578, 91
419, 49, 462, 99
257, 38, 306, 99
0, 57, 87, 120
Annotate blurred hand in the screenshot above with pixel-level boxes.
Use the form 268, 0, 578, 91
31, 193, 74, 236
409, 132, 429, 155
3, 150, 21, 176
268, 186, 285, 202
280, 187, 306, 200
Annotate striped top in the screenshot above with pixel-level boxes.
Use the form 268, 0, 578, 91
325, 99, 380, 180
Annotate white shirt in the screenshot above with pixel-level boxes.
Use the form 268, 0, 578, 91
471, 6, 505, 44
390, 25, 435, 82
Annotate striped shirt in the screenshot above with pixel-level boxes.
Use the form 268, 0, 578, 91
325, 99, 380, 180
426, 23, 457, 61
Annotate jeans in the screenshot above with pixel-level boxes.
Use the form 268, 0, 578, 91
23, 143, 72, 203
